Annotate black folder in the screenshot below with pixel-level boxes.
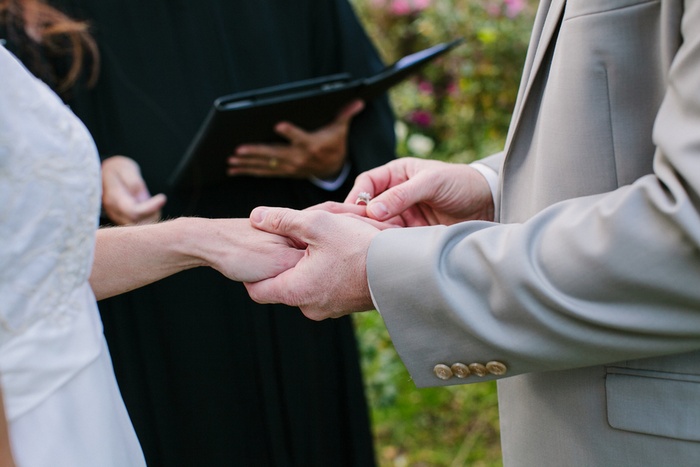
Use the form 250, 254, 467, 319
169, 38, 463, 190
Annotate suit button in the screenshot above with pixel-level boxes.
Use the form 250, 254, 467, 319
468, 363, 488, 377
433, 364, 453, 380
450, 363, 471, 378
486, 361, 507, 375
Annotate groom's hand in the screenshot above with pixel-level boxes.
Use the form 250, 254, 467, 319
245, 207, 380, 320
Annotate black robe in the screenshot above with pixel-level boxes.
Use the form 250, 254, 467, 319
49, 1, 396, 465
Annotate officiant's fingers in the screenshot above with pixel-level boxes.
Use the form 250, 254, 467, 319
273, 100, 365, 144
130, 194, 167, 224
228, 146, 291, 176
232, 143, 288, 160
332, 100, 365, 125
273, 120, 311, 145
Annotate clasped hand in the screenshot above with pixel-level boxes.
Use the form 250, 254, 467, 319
244, 157, 495, 320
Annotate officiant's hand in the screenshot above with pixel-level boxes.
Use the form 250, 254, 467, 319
226, 100, 364, 179
102, 156, 167, 225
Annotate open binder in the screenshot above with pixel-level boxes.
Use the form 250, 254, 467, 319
169, 38, 463, 189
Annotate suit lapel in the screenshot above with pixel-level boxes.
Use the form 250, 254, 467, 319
504, 0, 567, 150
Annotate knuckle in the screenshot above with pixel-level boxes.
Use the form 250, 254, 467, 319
391, 184, 412, 207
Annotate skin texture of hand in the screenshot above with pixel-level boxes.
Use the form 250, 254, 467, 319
245, 207, 380, 320
227, 100, 364, 179
101, 156, 167, 225
344, 157, 495, 226
90, 218, 304, 300
306, 201, 405, 230
198, 218, 305, 283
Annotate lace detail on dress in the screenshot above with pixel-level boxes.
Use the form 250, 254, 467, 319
0, 46, 101, 345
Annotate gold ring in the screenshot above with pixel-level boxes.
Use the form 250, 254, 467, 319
269, 158, 279, 169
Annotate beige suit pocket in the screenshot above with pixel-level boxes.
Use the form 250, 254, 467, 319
606, 367, 700, 441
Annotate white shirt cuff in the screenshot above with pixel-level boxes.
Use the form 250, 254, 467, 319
309, 161, 351, 191
470, 162, 499, 206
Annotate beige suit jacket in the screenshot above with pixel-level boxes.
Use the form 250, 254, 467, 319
368, 0, 700, 464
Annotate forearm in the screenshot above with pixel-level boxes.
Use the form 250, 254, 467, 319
89, 218, 210, 300
90, 217, 303, 300
370, 180, 700, 387
0, 385, 15, 467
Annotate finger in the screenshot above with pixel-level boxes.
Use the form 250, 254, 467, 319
117, 167, 149, 196
366, 175, 435, 221
250, 206, 311, 241
227, 164, 290, 178
333, 100, 365, 125
244, 274, 297, 306
104, 189, 140, 225
340, 212, 404, 230
132, 193, 167, 219
228, 151, 292, 177
274, 100, 365, 145
305, 201, 367, 216
343, 165, 393, 204
274, 120, 309, 144
234, 143, 289, 158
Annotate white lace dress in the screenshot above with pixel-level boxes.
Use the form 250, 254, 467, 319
0, 45, 145, 466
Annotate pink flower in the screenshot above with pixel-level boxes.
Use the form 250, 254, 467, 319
417, 80, 434, 94
408, 110, 433, 128
485, 3, 502, 17
446, 81, 459, 96
504, 0, 525, 18
388, 0, 431, 16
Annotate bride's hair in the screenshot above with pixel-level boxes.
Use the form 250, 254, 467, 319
0, 0, 99, 92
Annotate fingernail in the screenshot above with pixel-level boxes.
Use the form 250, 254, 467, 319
368, 202, 388, 218
251, 208, 268, 223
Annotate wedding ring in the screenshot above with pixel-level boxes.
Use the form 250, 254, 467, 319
355, 191, 372, 205
269, 157, 279, 169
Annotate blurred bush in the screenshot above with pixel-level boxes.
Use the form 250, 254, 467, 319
353, 0, 536, 162
349, 1, 537, 465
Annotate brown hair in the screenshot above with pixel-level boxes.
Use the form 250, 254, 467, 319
0, 0, 99, 91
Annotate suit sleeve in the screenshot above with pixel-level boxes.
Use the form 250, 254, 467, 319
367, 0, 700, 388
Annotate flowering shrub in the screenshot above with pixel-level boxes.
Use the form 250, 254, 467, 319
353, 0, 536, 162
350, 2, 537, 465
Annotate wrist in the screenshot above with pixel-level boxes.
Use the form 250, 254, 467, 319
168, 217, 212, 269
309, 161, 351, 191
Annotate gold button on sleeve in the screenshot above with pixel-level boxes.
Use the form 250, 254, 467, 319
468, 363, 488, 377
486, 361, 508, 375
433, 364, 453, 380
450, 363, 471, 378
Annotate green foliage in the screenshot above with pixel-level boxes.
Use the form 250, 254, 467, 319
349, 1, 537, 465
353, 0, 536, 162
354, 312, 502, 466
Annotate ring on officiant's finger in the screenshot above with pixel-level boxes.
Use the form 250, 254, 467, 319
355, 191, 372, 205
269, 158, 279, 169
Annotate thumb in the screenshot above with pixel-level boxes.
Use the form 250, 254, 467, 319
333, 100, 365, 125
366, 176, 431, 221
250, 207, 308, 247
133, 193, 167, 215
